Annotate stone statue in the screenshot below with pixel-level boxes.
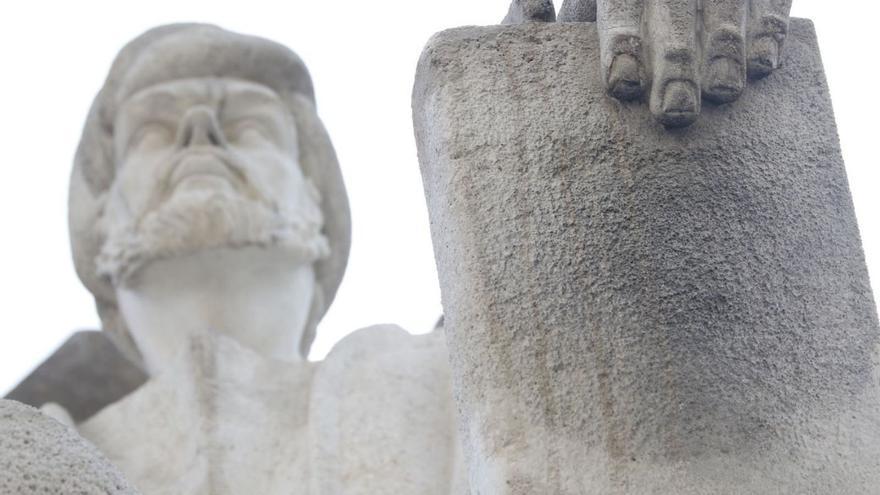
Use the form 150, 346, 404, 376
505, 0, 793, 126
59, 24, 464, 494
70, 23, 349, 368
415, 5, 880, 495
7, 4, 863, 495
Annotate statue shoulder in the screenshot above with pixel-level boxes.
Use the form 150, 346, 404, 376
310, 325, 462, 494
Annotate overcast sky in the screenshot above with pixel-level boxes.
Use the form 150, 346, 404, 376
1, 1, 877, 394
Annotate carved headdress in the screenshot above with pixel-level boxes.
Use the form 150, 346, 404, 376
69, 24, 351, 363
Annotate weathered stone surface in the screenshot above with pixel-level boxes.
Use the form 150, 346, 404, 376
527, 0, 794, 127
0, 399, 138, 494
502, 0, 556, 25
6, 331, 147, 423
558, 0, 596, 22
414, 20, 880, 494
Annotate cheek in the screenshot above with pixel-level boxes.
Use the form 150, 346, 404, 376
115, 127, 176, 162
114, 152, 174, 214
236, 150, 305, 199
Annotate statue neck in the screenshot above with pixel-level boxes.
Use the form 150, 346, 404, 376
115, 246, 316, 375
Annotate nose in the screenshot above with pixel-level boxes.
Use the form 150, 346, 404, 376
176, 106, 226, 148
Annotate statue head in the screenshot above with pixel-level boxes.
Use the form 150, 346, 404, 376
70, 24, 351, 365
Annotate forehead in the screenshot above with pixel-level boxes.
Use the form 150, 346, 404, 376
120, 78, 285, 113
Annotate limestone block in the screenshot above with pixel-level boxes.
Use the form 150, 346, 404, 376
6, 331, 147, 422
0, 399, 138, 494
414, 20, 880, 494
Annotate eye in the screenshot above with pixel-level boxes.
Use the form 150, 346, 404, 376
126, 122, 173, 150
226, 119, 270, 142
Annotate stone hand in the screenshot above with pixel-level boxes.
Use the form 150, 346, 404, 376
504, 0, 793, 128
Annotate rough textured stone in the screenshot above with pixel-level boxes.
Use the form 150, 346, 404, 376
0, 399, 138, 494
414, 20, 880, 494
559, 0, 596, 22
502, 0, 556, 25
6, 331, 147, 423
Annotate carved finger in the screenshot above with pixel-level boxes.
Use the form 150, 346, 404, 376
502, 0, 557, 25
559, 0, 598, 22
645, 0, 700, 127
747, 0, 792, 78
700, 0, 748, 103
597, 0, 647, 101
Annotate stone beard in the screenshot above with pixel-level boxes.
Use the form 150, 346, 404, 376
95, 78, 330, 287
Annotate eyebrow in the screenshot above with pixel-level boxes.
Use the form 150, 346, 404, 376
120, 82, 287, 124
221, 89, 284, 109
220, 96, 288, 125
119, 97, 181, 127
126, 89, 185, 107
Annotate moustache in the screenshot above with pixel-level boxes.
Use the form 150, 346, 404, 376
140, 148, 263, 215
166, 148, 247, 188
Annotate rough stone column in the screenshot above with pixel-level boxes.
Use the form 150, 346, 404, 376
414, 20, 880, 494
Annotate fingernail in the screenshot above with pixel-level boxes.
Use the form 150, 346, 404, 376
704, 57, 744, 104
659, 80, 699, 128
607, 54, 643, 101
748, 36, 779, 79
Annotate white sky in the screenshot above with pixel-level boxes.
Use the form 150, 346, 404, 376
0, 1, 877, 394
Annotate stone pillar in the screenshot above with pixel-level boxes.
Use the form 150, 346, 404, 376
414, 20, 880, 494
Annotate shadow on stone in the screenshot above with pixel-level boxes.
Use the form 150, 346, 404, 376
6, 331, 147, 423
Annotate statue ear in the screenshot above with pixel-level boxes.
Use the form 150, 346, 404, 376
285, 92, 351, 353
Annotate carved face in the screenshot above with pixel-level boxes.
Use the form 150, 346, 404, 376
96, 78, 329, 285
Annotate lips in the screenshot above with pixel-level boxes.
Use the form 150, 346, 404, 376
169, 152, 239, 188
